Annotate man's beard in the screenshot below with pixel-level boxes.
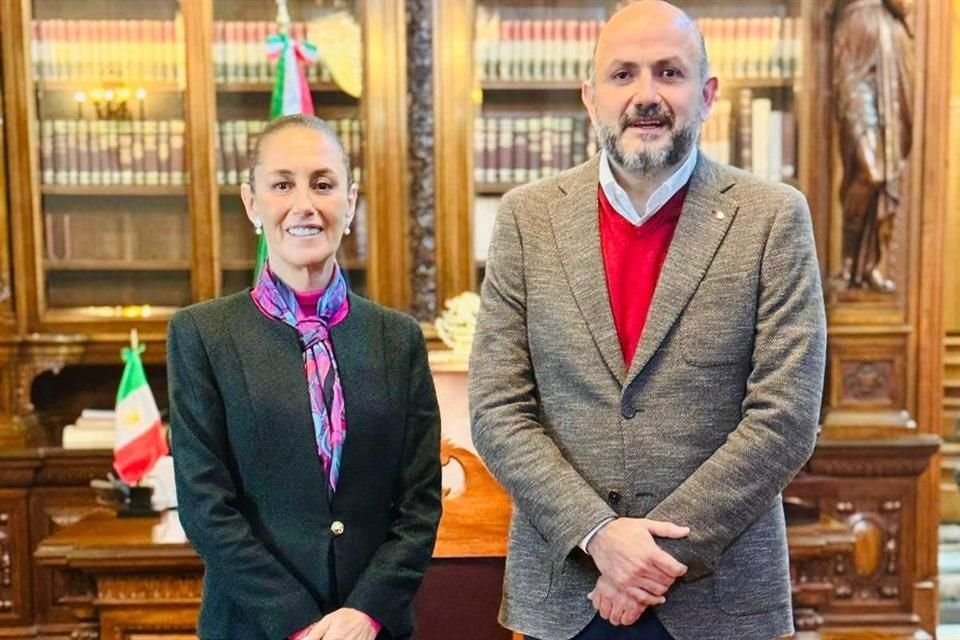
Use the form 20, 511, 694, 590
596, 103, 700, 176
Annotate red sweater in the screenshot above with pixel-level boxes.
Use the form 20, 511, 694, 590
599, 184, 688, 366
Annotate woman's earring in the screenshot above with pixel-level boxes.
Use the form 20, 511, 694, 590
344, 226, 352, 236
253, 219, 263, 235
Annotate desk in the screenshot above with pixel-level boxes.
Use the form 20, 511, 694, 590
34, 511, 200, 640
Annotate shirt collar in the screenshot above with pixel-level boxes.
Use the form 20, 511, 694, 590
598, 146, 698, 226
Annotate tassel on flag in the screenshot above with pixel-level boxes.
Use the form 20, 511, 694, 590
266, 33, 318, 119
113, 329, 168, 484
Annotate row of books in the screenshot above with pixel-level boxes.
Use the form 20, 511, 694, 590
475, 8, 602, 82
737, 90, 797, 182
699, 95, 796, 181
472, 100, 796, 187
474, 7, 803, 83
44, 210, 189, 263
701, 17, 803, 80
215, 118, 362, 186
39, 119, 186, 187
31, 19, 185, 83
213, 21, 336, 85
473, 114, 597, 185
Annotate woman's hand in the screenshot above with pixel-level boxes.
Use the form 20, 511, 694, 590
302, 608, 379, 640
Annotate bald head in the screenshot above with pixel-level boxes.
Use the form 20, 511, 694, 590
592, 0, 709, 84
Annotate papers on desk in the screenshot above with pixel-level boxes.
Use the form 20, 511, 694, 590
61, 409, 115, 449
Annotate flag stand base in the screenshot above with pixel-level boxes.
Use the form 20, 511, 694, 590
116, 485, 158, 518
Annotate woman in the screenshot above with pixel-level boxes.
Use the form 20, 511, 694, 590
168, 114, 441, 640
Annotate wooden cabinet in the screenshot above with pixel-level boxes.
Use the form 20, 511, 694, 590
0, 448, 111, 639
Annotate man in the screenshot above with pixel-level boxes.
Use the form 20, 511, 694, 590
468, 2, 827, 640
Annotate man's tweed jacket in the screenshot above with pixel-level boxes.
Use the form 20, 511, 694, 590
469, 153, 827, 640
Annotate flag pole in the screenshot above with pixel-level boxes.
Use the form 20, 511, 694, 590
129, 328, 139, 351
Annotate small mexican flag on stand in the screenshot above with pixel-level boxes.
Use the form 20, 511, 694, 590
114, 330, 168, 484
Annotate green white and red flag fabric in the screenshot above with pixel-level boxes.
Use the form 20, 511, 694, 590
113, 343, 168, 484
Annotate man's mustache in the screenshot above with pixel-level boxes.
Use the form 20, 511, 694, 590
619, 104, 675, 131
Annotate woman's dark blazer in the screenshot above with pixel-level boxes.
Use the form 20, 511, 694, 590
167, 289, 442, 640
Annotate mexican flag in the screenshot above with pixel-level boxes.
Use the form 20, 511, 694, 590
113, 344, 168, 484
252, 32, 319, 283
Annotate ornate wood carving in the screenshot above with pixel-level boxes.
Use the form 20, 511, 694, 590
826, 334, 908, 418
406, 0, 437, 321
828, 499, 903, 604
0, 336, 86, 448
97, 575, 202, 603
70, 627, 98, 640
0, 512, 11, 613
841, 360, 893, 402
435, 439, 511, 558
59, 568, 97, 607
811, 454, 931, 477
831, 0, 915, 294
789, 516, 856, 632
784, 434, 937, 633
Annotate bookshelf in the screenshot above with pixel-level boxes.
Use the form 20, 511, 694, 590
27, 1, 191, 312
0, 0, 410, 340
461, 0, 811, 285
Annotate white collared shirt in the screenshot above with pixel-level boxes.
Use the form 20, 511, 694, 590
598, 146, 698, 226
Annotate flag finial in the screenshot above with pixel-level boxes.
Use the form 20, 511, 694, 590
129, 328, 139, 351
275, 0, 291, 35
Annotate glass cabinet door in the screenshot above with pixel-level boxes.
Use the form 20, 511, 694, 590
213, 0, 367, 296
30, 0, 191, 319
681, 0, 803, 187
471, 0, 609, 284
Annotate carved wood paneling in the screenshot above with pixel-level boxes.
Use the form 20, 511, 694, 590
785, 434, 936, 634
70, 626, 99, 640
0, 490, 30, 626
789, 517, 855, 633
31, 488, 110, 626
826, 332, 907, 414
97, 575, 202, 603
99, 607, 198, 640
